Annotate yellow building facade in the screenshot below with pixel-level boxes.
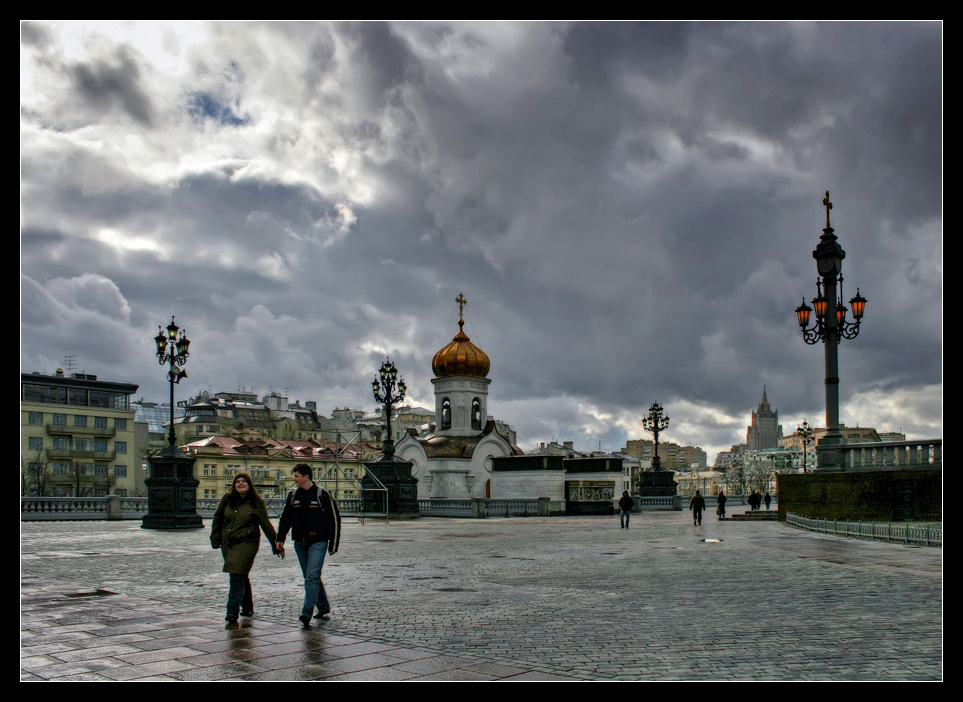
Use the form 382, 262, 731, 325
21, 370, 140, 496
185, 435, 379, 502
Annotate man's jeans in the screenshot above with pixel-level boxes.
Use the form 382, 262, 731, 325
620, 509, 631, 528
294, 541, 330, 618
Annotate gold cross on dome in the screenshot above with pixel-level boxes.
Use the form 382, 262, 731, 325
823, 191, 833, 229
456, 292, 467, 322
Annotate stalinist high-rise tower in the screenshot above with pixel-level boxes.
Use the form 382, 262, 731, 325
747, 387, 782, 450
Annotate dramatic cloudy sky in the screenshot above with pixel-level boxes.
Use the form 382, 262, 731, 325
20, 21, 942, 463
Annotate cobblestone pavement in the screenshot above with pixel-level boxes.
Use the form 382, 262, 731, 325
21, 511, 942, 681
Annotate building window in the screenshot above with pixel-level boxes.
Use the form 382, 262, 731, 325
53, 414, 66, 426
28, 437, 43, 451
72, 438, 93, 452
53, 437, 68, 450
28, 411, 43, 425
94, 465, 108, 476
94, 416, 108, 428
115, 465, 127, 477
74, 415, 88, 427
114, 418, 127, 430
114, 441, 127, 454
68, 389, 88, 406
52, 463, 67, 475
94, 439, 108, 453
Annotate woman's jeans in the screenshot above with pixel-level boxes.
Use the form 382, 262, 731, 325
226, 574, 253, 619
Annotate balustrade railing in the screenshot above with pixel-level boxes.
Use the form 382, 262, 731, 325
485, 499, 541, 517
20, 496, 148, 520
840, 439, 941, 471
418, 498, 474, 517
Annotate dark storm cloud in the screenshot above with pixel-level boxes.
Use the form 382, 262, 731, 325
20, 22, 942, 461
20, 21, 53, 49
70, 47, 155, 126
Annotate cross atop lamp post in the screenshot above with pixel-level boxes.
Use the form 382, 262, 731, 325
154, 316, 190, 454
793, 192, 867, 471
372, 358, 407, 461
641, 401, 670, 470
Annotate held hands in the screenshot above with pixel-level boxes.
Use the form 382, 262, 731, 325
274, 542, 285, 558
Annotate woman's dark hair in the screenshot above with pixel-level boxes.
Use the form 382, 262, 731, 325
228, 472, 265, 508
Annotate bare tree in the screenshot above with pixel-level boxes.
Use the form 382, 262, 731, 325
21, 451, 51, 496
66, 462, 114, 496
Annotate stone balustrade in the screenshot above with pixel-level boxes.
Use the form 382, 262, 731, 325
841, 439, 942, 471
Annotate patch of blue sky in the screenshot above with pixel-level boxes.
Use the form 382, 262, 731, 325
187, 91, 248, 127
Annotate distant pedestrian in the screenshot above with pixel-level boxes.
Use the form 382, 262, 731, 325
764, 492, 772, 510
619, 491, 635, 529
716, 491, 727, 520
749, 491, 761, 511
689, 490, 706, 526
211, 473, 280, 624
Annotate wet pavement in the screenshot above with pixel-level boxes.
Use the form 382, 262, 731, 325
21, 511, 942, 681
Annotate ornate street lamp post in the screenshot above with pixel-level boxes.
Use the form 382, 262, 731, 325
363, 358, 418, 518
794, 192, 867, 472
641, 401, 670, 470
371, 358, 407, 461
154, 316, 190, 454
142, 316, 201, 529
797, 420, 814, 473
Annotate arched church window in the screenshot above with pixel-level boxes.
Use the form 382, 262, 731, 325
442, 398, 451, 430
471, 398, 482, 430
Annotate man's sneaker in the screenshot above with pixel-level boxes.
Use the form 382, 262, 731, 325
299, 614, 312, 626
314, 611, 330, 620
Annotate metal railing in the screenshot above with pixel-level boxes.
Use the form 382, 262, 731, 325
785, 512, 942, 547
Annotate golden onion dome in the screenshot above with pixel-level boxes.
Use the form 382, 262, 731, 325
431, 293, 490, 378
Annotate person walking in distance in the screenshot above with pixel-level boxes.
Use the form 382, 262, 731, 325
619, 491, 635, 529
689, 490, 706, 526
275, 464, 341, 626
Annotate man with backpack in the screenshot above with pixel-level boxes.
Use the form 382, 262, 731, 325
276, 463, 342, 626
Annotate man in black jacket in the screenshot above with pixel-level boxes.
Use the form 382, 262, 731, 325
276, 463, 342, 626
618, 491, 635, 529
689, 490, 706, 526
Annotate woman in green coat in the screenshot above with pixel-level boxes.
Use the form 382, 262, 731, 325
210, 473, 279, 623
